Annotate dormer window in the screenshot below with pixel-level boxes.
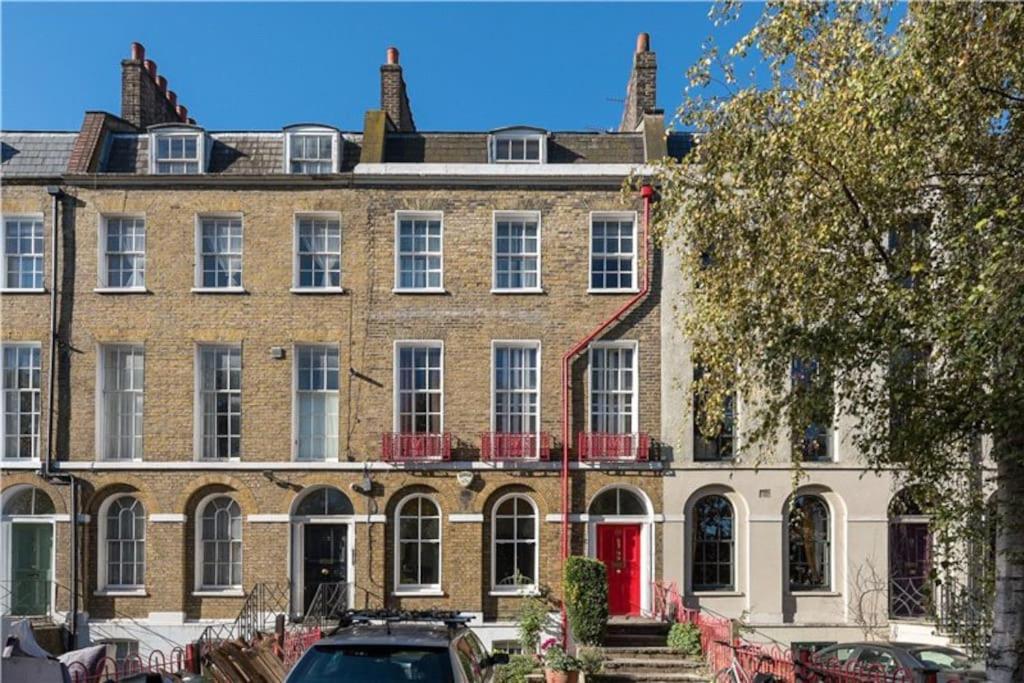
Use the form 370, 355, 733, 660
150, 127, 204, 174
489, 128, 547, 164
285, 126, 340, 174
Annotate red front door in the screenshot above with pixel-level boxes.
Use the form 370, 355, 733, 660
596, 524, 641, 616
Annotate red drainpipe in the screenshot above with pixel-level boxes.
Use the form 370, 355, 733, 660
559, 184, 654, 641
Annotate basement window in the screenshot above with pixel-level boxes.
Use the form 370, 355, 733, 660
285, 126, 340, 174
489, 127, 546, 163
150, 126, 204, 174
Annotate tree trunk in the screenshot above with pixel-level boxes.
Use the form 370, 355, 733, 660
987, 445, 1024, 682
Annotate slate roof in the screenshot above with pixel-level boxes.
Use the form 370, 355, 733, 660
0, 132, 78, 177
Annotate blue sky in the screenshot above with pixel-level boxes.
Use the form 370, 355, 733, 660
1, 2, 761, 132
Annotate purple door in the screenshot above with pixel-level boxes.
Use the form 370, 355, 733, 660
889, 522, 931, 618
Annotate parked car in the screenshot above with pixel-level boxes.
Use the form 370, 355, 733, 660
805, 641, 985, 683
285, 611, 509, 682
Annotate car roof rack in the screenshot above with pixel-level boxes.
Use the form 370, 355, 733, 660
327, 609, 475, 636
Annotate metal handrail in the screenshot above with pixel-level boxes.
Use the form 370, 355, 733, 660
303, 581, 350, 631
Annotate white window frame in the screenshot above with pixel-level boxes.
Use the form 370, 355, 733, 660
1, 214, 45, 292
491, 211, 542, 293
588, 211, 639, 294
785, 493, 835, 594
97, 215, 147, 292
193, 493, 243, 594
490, 493, 539, 595
149, 129, 205, 175
789, 358, 837, 463
488, 129, 547, 164
193, 214, 245, 293
292, 344, 341, 462
490, 341, 542, 456
586, 340, 640, 435
393, 341, 444, 435
95, 343, 145, 462
393, 211, 444, 293
193, 344, 242, 462
96, 493, 146, 594
1, 342, 42, 462
393, 492, 443, 595
284, 127, 341, 174
292, 212, 343, 292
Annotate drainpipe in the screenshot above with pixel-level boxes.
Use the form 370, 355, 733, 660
42, 186, 79, 649
44, 185, 62, 477
559, 184, 654, 641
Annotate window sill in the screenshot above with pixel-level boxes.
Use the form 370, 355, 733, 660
192, 589, 245, 597
788, 590, 840, 597
94, 287, 149, 295
392, 288, 447, 295
191, 287, 247, 294
488, 589, 540, 597
0, 287, 47, 294
94, 588, 148, 597
391, 589, 445, 597
290, 287, 346, 295
196, 457, 242, 463
490, 288, 544, 295
587, 288, 640, 295
1, 458, 41, 466
690, 590, 743, 597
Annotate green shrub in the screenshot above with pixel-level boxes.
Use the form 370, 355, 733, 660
495, 654, 538, 683
563, 556, 608, 646
517, 593, 551, 653
576, 647, 605, 675
542, 644, 579, 672
666, 622, 703, 657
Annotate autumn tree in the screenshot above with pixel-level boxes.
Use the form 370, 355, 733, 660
646, 2, 1023, 679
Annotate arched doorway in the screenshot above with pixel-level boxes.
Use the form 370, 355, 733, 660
587, 486, 653, 616
289, 486, 355, 617
888, 488, 931, 619
1, 486, 57, 616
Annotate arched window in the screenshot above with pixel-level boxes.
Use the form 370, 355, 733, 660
888, 487, 930, 618
2, 487, 55, 516
198, 496, 242, 590
395, 495, 441, 591
692, 495, 734, 591
588, 487, 646, 516
294, 487, 353, 517
491, 495, 537, 592
788, 495, 830, 591
101, 496, 146, 589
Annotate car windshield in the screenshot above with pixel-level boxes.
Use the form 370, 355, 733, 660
287, 644, 455, 682
911, 647, 975, 671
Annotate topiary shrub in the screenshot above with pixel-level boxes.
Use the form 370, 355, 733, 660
576, 647, 606, 675
563, 556, 608, 646
666, 622, 703, 657
495, 653, 539, 683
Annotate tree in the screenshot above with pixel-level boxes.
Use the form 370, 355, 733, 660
644, 2, 1023, 679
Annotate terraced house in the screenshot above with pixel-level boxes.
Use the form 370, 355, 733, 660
1, 34, 964, 658
1, 35, 679, 653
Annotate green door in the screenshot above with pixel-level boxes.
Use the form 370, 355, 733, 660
11, 523, 52, 615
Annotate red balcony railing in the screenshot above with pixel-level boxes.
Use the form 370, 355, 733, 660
577, 432, 650, 462
480, 432, 551, 461
381, 433, 452, 461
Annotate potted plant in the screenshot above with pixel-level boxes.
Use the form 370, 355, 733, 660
541, 642, 580, 683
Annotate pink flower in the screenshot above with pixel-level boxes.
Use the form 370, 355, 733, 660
541, 638, 557, 651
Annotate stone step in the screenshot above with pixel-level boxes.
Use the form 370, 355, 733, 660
604, 658, 706, 672
590, 673, 709, 682
603, 634, 671, 647
603, 647, 695, 660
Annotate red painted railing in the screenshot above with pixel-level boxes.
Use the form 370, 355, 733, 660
652, 581, 914, 682
480, 432, 551, 461
66, 646, 193, 682
577, 432, 650, 461
381, 432, 451, 461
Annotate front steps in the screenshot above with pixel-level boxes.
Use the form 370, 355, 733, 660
595, 620, 709, 682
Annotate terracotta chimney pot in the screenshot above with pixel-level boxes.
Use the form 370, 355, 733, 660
636, 32, 650, 53
131, 42, 145, 61
386, 46, 399, 65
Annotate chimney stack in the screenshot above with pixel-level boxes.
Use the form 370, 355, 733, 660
121, 42, 190, 129
619, 32, 657, 132
380, 46, 415, 132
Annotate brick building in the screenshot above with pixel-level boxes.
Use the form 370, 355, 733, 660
2, 34, 957, 657
1, 35, 682, 653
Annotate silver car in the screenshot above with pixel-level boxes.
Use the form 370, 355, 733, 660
807, 641, 985, 683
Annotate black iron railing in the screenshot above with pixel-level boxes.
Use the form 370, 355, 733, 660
196, 582, 291, 650
302, 581, 350, 631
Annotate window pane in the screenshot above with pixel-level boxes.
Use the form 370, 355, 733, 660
200, 347, 241, 459
396, 215, 442, 289
199, 218, 243, 288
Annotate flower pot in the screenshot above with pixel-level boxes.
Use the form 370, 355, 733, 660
544, 670, 579, 683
